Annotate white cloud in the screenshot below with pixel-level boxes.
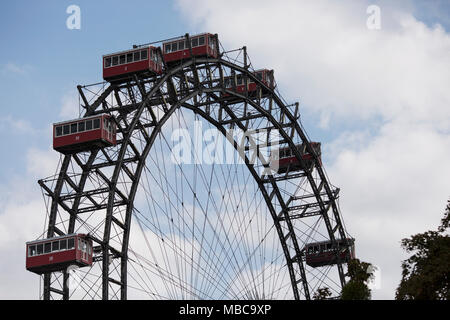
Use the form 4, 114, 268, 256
175, 0, 450, 299
59, 90, 80, 119
0, 115, 36, 135
176, 0, 450, 128
2, 62, 33, 76
26, 147, 61, 177
0, 175, 48, 299
327, 120, 450, 298
0, 146, 58, 299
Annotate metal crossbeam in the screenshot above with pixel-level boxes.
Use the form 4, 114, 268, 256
40, 46, 351, 301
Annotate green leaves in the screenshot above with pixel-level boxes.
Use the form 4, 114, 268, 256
340, 258, 374, 300
313, 287, 332, 300
396, 199, 450, 300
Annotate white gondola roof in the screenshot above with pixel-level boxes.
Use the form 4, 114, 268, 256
26, 233, 82, 245
304, 238, 355, 247
53, 114, 108, 126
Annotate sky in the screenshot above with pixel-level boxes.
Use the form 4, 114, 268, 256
0, 0, 450, 299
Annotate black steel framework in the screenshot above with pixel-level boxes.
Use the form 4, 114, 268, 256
37, 35, 352, 300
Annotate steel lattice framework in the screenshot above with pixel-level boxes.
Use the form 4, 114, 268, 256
37, 36, 351, 300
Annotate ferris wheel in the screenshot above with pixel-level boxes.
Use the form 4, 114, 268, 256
26, 33, 354, 300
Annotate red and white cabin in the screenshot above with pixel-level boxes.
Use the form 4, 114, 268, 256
304, 238, 355, 268
224, 69, 275, 95
103, 46, 163, 82
271, 142, 321, 174
26, 234, 93, 274
53, 114, 116, 154
163, 33, 218, 65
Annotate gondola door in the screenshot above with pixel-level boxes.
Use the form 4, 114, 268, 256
83, 240, 88, 262
79, 238, 87, 262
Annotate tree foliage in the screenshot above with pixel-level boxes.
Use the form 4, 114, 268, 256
396, 200, 450, 300
313, 287, 332, 300
341, 258, 374, 300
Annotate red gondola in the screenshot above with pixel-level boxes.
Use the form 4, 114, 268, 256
223, 69, 275, 95
271, 142, 321, 174
162, 33, 218, 65
304, 238, 355, 268
103, 46, 163, 82
53, 114, 116, 154
26, 234, 93, 274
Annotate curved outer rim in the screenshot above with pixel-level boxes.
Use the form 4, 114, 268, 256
42, 57, 348, 300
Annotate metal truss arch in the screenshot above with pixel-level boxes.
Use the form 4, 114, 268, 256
40, 49, 351, 300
